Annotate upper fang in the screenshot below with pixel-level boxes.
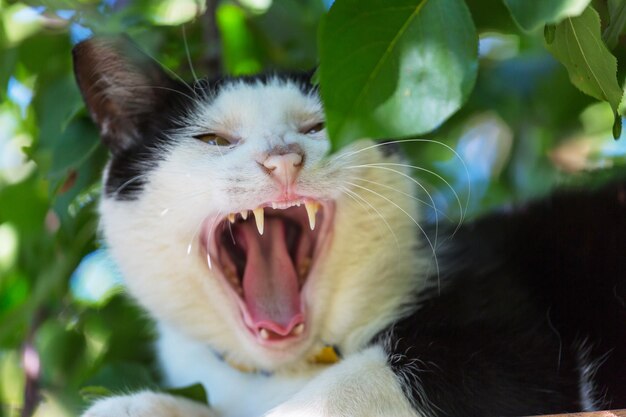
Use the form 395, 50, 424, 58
305, 202, 319, 230
253, 207, 264, 235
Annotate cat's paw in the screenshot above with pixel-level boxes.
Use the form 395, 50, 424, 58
81, 391, 215, 417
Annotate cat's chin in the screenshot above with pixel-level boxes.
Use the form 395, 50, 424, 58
200, 198, 335, 351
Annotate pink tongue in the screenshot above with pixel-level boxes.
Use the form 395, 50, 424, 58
239, 218, 303, 336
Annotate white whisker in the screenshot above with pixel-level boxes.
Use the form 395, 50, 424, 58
368, 162, 464, 234
339, 185, 399, 247
137, 45, 200, 100
344, 165, 439, 249
347, 176, 451, 221
182, 25, 200, 85
155, 189, 214, 218
110, 174, 149, 198
187, 210, 218, 259
335, 138, 471, 233
346, 181, 440, 291
206, 211, 223, 269
106, 85, 202, 107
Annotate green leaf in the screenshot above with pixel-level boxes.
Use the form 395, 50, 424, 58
84, 362, 158, 392
165, 383, 209, 406
614, 115, 623, 139
545, 7, 624, 122
79, 385, 114, 402
544, 24, 557, 44
35, 320, 87, 387
603, 0, 626, 49
319, 0, 478, 150
503, 0, 591, 31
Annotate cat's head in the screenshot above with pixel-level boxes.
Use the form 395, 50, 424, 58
73, 36, 424, 371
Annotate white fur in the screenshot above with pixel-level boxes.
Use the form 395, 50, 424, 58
82, 391, 216, 417
86, 79, 428, 417
263, 346, 420, 417
157, 323, 313, 417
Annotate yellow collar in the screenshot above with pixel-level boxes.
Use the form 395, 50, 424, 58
225, 345, 341, 374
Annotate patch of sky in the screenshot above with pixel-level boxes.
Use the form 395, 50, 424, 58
70, 22, 93, 44
7, 77, 33, 118
70, 249, 124, 306
56, 10, 76, 20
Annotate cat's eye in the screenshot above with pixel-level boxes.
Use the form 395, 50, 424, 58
194, 133, 232, 146
301, 122, 325, 135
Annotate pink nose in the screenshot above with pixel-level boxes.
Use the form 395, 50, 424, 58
262, 147, 303, 186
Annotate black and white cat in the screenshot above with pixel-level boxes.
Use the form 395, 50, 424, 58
73, 36, 626, 417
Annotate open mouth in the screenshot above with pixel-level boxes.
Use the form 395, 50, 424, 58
202, 199, 334, 345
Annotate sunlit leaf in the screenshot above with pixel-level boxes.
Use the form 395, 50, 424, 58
79, 385, 113, 402
319, 0, 478, 149
503, 0, 591, 31
217, 4, 263, 75
545, 7, 624, 134
0, 350, 25, 411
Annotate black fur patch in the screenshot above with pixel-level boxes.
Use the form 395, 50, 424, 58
103, 72, 316, 200
73, 37, 317, 200
377, 181, 626, 416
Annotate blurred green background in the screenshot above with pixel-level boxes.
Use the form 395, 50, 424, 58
0, 0, 625, 416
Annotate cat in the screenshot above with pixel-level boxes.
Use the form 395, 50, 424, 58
73, 36, 626, 417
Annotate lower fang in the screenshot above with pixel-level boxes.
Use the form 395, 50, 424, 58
292, 323, 304, 336
259, 328, 270, 340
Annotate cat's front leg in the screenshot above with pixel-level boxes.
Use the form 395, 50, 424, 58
265, 346, 420, 417
81, 391, 217, 417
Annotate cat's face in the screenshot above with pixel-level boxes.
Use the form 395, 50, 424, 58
74, 37, 424, 371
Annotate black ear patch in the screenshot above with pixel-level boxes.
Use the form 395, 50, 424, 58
72, 35, 181, 154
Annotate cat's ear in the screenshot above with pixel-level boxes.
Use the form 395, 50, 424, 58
72, 35, 178, 154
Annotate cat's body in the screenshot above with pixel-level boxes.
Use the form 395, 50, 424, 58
73, 37, 626, 417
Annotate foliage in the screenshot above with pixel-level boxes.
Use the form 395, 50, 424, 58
319, 0, 478, 149
0, 0, 624, 416
545, 6, 623, 134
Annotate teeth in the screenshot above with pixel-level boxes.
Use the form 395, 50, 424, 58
259, 328, 270, 340
253, 207, 264, 235
304, 202, 319, 230
228, 213, 236, 223
298, 257, 311, 279
240, 210, 248, 220
270, 200, 304, 210
292, 323, 304, 336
